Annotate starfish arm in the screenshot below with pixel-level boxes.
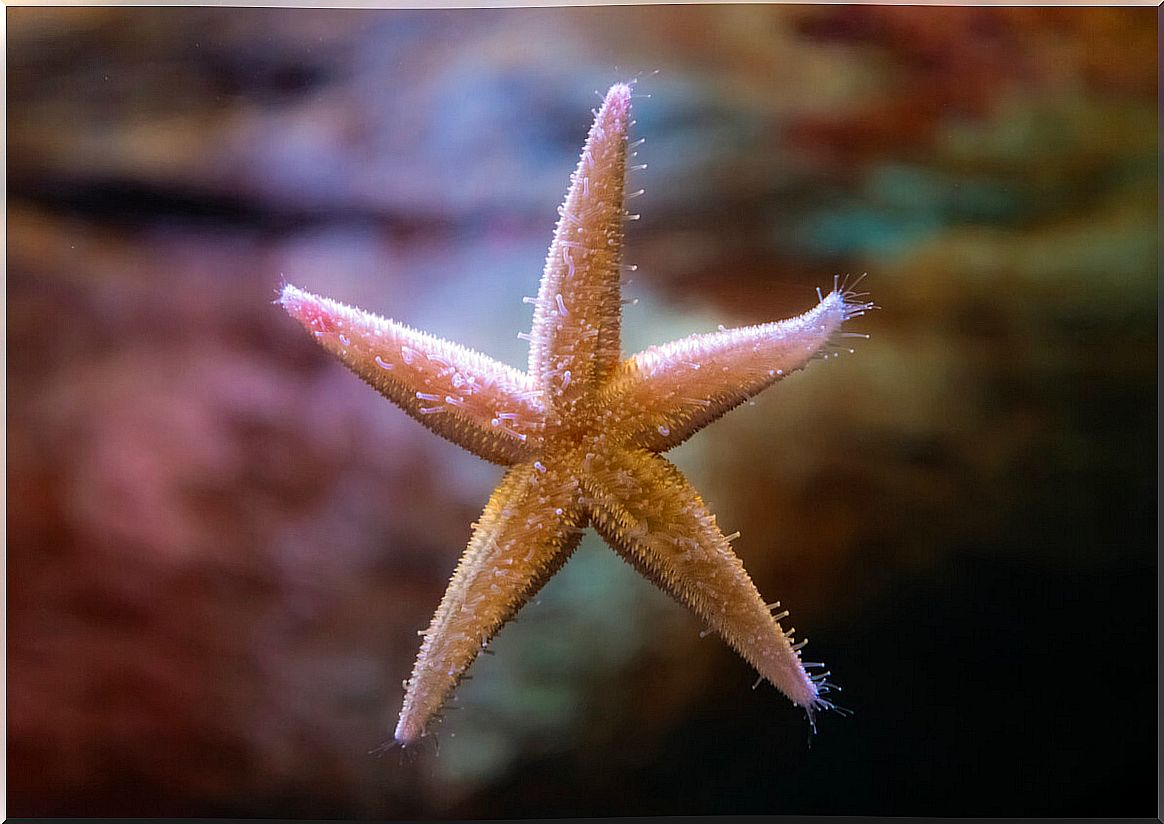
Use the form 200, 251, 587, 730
395, 460, 586, 744
581, 448, 823, 712
527, 83, 632, 409
280, 284, 544, 464
603, 287, 873, 452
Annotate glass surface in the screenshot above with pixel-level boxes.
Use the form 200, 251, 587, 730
6, 6, 1156, 818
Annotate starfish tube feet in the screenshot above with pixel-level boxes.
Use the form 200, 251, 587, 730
603, 286, 874, 452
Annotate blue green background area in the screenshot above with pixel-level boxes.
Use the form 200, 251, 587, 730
7, 6, 1156, 818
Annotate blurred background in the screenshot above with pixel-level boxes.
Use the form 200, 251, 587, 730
6, 5, 1157, 818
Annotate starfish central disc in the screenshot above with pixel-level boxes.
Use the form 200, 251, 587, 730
280, 82, 872, 745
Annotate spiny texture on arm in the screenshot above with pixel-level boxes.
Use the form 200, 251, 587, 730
581, 448, 823, 711
280, 284, 544, 465
528, 83, 631, 411
603, 287, 874, 452
394, 460, 586, 744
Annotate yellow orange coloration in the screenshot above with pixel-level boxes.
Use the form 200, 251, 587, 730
280, 82, 872, 746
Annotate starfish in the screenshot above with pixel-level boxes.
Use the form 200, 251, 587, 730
279, 82, 872, 746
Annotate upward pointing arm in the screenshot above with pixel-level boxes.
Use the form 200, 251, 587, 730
527, 83, 633, 410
